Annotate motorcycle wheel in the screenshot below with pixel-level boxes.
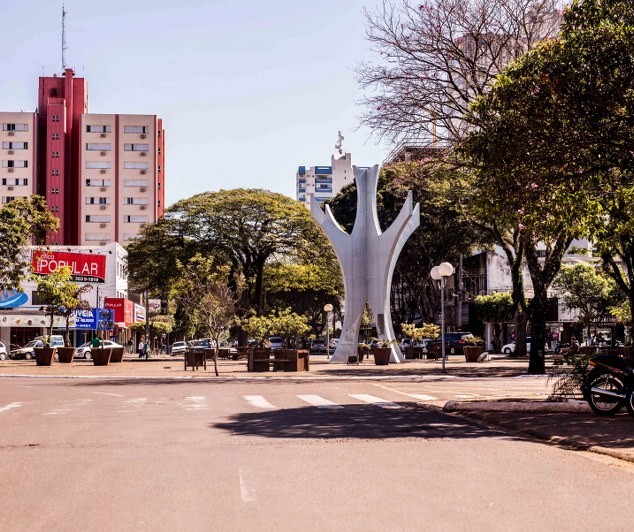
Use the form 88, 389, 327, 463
586, 373, 625, 416
626, 390, 634, 417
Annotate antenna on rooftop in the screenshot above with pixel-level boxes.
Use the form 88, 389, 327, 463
61, 4, 68, 70
335, 130, 344, 155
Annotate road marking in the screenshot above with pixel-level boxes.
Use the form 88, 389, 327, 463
407, 393, 439, 401
297, 395, 343, 409
349, 394, 403, 409
43, 398, 93, 416
117, 397, 147, 412
239, 469, 257, 502
183, 396, 208, 410
455, 394, 478, 399
0, 402, 22, 413
92, 392, 124, 397
243, 395, 277, 409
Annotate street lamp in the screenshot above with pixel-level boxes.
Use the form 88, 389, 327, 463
324, 303, 333, 359
431, 262, 455, 373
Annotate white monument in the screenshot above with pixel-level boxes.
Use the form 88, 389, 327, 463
310, 165, 420, 363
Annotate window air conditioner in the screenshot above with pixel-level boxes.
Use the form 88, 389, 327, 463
100, 187, 107, 192
100, 151, 106, 156
99, 223, 107, 228
8, 132, 14, 136
140, 152, 147, 157
100, 133, 107, 138
100, 169, 106, 174
140, 170, 147, 175
7, 186, 14, 190
140, 187, 147, 192
8, 168, 14, 173
100, 205, 107, 210
140, 134, 147, 139
140, 205, 146, 210
8, 150, 14, 155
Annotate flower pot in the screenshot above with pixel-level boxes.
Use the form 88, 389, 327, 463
110, 346, 125, 363
464, 345, 485, 362
372, 347, 391, 366
34, 347, 56, 366
57, 347, 76, 363
91, 347, 112, 366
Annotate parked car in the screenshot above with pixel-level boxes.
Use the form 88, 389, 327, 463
329, 338, 339, 350
0, 341, 7, 361
10, 340, 45, 360
268, 336, 284, 350
76, 340, 123, 360
190, 339, 214, 352
171, 341, 188, 355
34, 335, 65, 348
432, 332, 475, 356
501, 338, 548, 354
309, 339, 328, 355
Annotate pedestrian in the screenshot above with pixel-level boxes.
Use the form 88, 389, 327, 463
138, 337, 145, 358
127, 338, 133, 354
144, 339, 150, 359
91, 336, 101, 348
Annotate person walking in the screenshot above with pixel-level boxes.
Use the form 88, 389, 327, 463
144, 339, 150, 359
127, 338, 133, 354
138, 336, 145, 358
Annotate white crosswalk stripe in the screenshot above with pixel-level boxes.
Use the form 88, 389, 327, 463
183, 396, 208, 410
43, 398, 93, 416
406, 393, 439, 401
243, 395, 277, 409
349, 393, 403, 409
297, 395, 343, 409
0, 402, 22, 414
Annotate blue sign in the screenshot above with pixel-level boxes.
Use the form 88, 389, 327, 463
0, 290, 28, 309
71, 308, 115, 330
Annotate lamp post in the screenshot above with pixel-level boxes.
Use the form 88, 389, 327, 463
431, 262, 455, 373
324, 303, 333, 359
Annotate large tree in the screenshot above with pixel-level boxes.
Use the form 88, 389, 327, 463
0, 196, 58, 292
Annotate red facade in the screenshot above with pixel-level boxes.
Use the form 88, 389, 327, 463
104, 297, 135, 326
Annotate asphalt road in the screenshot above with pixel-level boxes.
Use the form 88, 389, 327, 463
1, 377, 633, 531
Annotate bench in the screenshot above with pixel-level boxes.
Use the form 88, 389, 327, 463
248, 349, 309, 372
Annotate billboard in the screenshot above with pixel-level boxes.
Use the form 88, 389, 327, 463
104, 298, 134, 326
70, 308, 113, 330
31, 250, 107, 283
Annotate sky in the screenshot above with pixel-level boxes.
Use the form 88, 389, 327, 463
0, 0, 390, 207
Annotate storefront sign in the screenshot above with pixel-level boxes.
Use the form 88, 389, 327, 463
104, 298, 135, 326
0, 290, 28, 309
31, 250, 106, 283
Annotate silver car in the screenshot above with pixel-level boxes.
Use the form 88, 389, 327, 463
0, 341, 7, 361
76, 340, 123, 360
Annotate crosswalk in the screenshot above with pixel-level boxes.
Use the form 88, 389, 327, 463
0, 391, 441, 418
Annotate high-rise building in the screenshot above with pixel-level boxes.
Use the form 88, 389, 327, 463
296, 133, 354, 207
0, 68, 165, 246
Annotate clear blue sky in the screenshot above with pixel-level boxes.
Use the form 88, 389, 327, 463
1, 0, 389, 207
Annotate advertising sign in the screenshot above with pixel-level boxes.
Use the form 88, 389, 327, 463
134, 303, 146, 323
148, 299, 161, 313
0, 290, 28, 309
104, 297, 134, 325
31, 250, 107, 283
70, 308, 114, 330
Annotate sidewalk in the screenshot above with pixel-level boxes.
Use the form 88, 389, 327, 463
2, 353, 632, 463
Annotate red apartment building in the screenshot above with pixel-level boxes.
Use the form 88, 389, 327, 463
1, 68, 165, 245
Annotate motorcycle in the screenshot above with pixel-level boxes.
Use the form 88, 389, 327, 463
582, 354, 634, 416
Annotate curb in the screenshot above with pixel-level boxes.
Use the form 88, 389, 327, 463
443, 399, 590, 413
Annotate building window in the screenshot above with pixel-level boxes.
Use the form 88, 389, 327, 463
124, 197, 149, 205
123, 125, 149, 134
3, 123, 28, 132
124, 215, 149, 223
85, 161, 111, 169
51, 151, 60, 158
2, 196, 16, 204
123, 162, 149, 170
86, 197, 109, 205
2, 160, 28, 168
85, 179, 111, 187
50, 187, 59, 194
2, 142, 28, 150
86, 143, 112, 151
51, 116, 60, 123
85, 215, 111, 223
123, 180, 149, 187
52, 133, 60, 140
2, 178, 28, 186
85, 233, 109, 241
124, 143, 149, 151
51, 205, 59, 212
51, 169, 59, 176
86, 125, 112, 133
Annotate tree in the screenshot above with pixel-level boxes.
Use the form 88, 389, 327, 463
553, 263, 621, 341
270, 308, 311, 348
173, 255, 240, 376
33, 266, 92, 346
473, 292, 514, 353
0, 196, 58, 292
356, 0, 561, 145
401, 322, 440, 341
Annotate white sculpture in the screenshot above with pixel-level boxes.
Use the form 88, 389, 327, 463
311, 165, 420, 363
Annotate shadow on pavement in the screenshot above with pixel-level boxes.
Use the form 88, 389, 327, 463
212, 402, 522, 441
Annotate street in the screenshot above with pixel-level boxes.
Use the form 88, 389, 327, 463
1, 376, 633, 531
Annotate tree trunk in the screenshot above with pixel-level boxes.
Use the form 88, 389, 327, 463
527, 287, 548, 374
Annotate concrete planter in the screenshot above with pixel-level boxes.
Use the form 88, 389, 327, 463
372, 347, 391, 366
34, 347, 56, 366
110, 346, 125, 363
464, 345, 485, 362
56, 347, 76, 363
91, 347, 112, 366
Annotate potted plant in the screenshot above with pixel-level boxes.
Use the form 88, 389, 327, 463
34, 336, 56, 366
463, 336, 485, 362
372, 339, 397, 366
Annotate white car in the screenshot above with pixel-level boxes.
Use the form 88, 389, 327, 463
502, 338, 531, 354
171, 341, 187, 355
76, 340, 123, 360
0, 341, 7, 361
